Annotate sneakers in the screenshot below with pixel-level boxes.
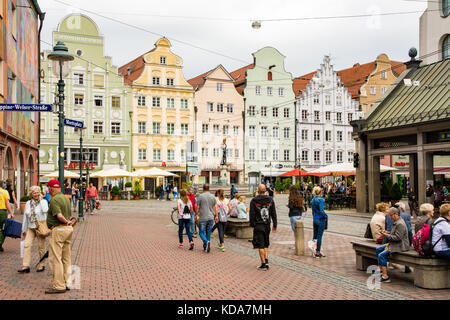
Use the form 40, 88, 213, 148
257, 264, 269, 271
380, 276, 391, 283
219, 246, 226, 252
314, 252, 326, 258
189, 242, 194, 251
206, 241, 211, 253
178, 243, 183, 248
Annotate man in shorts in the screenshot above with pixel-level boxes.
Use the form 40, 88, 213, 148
250, 184, 277, 270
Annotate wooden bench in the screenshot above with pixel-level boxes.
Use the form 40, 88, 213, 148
351, 240, 450, 289
225, 217, 253, 239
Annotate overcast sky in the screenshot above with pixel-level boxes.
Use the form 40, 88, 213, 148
38, 0, 429, 79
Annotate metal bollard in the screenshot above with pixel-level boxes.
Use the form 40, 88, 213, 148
294, 219, 305, 256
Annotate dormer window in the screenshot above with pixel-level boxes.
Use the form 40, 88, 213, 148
160, 56, 167, 65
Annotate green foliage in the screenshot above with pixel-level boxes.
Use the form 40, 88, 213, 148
306, 176, 312, 184
347, 177, 354, 185
125, 182, 132, 188
283, 178, 292, 191
20, 195, 31, 202
275, 178, 283, 192
111, 186, 121, 197
295, 182, 301, 190
390, 183, 402, 201
133, 181, 143, 197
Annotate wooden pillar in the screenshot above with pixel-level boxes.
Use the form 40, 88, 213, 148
368, 155, 381, 213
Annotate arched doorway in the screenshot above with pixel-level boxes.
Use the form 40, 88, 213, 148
3, 147, 14, 183
27, 154, 35, 190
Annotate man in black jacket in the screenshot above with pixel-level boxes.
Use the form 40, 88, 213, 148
250, 184, 277, 270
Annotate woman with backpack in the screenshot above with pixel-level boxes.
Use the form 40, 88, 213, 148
287, 185, 304, 250
215, 189, 231, 252
311, 186, 328, 258
177, 189, 194, 250
415, 203, 435, 233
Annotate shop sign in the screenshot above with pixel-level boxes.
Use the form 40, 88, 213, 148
394, 162, 409, 167
64, 162, 95, 170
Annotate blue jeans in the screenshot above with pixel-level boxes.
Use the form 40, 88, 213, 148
290, 216, 302, 232
190, 213, 196, 234
435, 250, 450, 260
173, 192, 179, 199
313, 218, 326, 253
178, 219, 193, 243
376, 244, 391, 267
199, 220, 214, 250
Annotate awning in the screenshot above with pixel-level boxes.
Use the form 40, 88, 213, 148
90, 168, 132, 178
42, 170, 80, 179
278, 169, 309, 177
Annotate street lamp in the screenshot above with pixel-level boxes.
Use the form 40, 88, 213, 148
47, 41, 74, 188
78, 127, 85, 222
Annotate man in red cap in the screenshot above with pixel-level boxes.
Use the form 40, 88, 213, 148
45, 179, 73, 294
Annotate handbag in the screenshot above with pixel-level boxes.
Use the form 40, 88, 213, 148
96, 200, 101, 210
364, 223, 373, 239
35, 219, 51, 237
376, 235, 384, 244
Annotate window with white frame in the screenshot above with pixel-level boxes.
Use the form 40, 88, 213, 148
255, 86, 261, 95
94, 121, 103, 134
112, 96, 121, 108
138, 121, 146, 134
267, 87, 273, 96
381, 70, 387, 79
249, 126, 256, 137
248, 105, 256, 116
273, 107, 279, 117
302, 110, 308, 121
202, 124, 209, 134
138, 149, 147, 161
152, 122, 160, 134
381, 87, 387, 95
167, 123, 175, 135
152, 97, 160, 107
93, 74, 104, 88
223, 125, 229, 135
301, 129, 308, 140
160, 56, 166, 65
314, 151, 320, 162
370, 86, 376, 94
336, 112, 342, 123
137, 95, 146, 106
326, 111, 331, 121
325, 130, 332, 141
337, 151, 343, 162
326, 151, 332, 163
94, 95, 103, 107
273, 149, 279, 161
217, 83, 223, 92
337, 131, 343, 142
217, 103, 224, 112
283, 127, 290, 138
74, 94, 84, 106
261, 126, 267, 137
325, 95, 331, 105
235, 149, 239, 158
213, 125, 219, 134
167, 78, 174, 86
249, 149, 255, 160
284, 150, 290, 161
202, 148, 209, 157
314, 111, 320, 122
278, 87, 284, 96
348, 131, 353, 141
213, 148, 219, 158
180, 99, 188, 109
227, 104, 233, 113
167, 98, 175, 109
111, 122, 121, 135
233, 126, 239, 136
181, 124, 188, 135
53, 118, 59, 133
313, 94, 319, 104
207, 102, 214, 112
181, 149, 185, 160
227, 148, 233, 158
167, 149, 175, 161
336, 96, 342, 106
152, 77, 160, 85
153, 149, 161, 160
273, 127, 279, 138
73, 73, 84, 85
302, 150, 308, 162
348, 152, 354, 162
284, 108, 289, 118
261, 149, 267, 161
348, 113, 353, 123
261, 106, 267, 117
314, 130, 320, 141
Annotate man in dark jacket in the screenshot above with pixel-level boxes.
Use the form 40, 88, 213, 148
250, 184, 277, 271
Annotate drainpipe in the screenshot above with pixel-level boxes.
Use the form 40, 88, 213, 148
37, 12, 45, 184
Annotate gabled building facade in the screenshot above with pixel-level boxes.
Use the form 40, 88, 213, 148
188, 65, 244, 185
40, 14, 132, 187
119, 37, 194, 189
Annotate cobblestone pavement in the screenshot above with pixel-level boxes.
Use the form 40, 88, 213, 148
0, 197, 447, 300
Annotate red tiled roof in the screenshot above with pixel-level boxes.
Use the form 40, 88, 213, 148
230, 64, 254, 95
292, 71, 317, 97
187, 70, 210, 91
118, 49, 155, 85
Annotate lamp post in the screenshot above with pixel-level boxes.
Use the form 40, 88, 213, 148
47, 41, 74, 188
78, 128, 85, 222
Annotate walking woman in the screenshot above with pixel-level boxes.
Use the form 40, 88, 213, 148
72, 183, 79, 213
215, 189, 231, 252
287, 185, 304, 250
18, 186, 48, 273
177, 189, 194, 250
407, 187, 418, 218
311, 186, 328, 258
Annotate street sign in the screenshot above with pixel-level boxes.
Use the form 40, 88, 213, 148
64, 118, 84, 128
0, 103, 53, 112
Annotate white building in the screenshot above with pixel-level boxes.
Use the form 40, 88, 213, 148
419, 0, 449, 65
296, 56, 362, 171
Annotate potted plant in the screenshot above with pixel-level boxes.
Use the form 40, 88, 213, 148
274, 178, 283, 194
125, 182, 132, 192
283, 178, 292, 194
111, 186, 121, 200
20, 195, 31, 215
390, 183, 402, 207
133, 181, 143, 200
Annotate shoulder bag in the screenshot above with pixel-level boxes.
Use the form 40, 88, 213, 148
35, 202, 51, 237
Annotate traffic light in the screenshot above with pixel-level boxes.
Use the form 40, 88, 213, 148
353, 153, 359, 168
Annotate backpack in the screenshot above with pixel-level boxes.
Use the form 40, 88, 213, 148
182, 202, 191, 219
217, 200, 228, 222
413, 219, 446, 257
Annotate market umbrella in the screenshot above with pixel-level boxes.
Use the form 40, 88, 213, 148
278, 168, 309, 177
90, 168, 132, 178
308, 163, 397, 175
145, 167, 179, 177
42, 170, 80, 179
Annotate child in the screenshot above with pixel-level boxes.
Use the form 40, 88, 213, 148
237, 196, 248, 219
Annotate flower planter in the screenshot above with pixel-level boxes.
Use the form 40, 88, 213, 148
134, 195, 140, 200
112, 195, 119, 200
20, 202, 26, 215
275, 191, 281, 194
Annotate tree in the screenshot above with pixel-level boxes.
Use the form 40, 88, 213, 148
275, 178, 283, 192
283, 178, 292, 191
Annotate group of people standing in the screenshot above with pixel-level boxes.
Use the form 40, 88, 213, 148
62, 182, 99, 215
158, 182, 179, 201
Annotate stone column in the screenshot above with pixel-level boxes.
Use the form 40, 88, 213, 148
408, 153, 417, 195
368, 155, 381, 213
355, 138, 367, 213
417, 150, 433, 205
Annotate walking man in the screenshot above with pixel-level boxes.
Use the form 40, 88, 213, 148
0, 180, 14, 252
196, 184, 217, 253
45, 179, 73, 294
85, 182, 98, 215
250, 184, 277, 270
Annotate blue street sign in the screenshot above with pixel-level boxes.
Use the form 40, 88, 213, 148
0, 103, 53, 112
64, 118, 84, 129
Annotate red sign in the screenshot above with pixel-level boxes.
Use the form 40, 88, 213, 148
64, 162, 95, 170
162, 162, 167, 167
394, 162, 409, 167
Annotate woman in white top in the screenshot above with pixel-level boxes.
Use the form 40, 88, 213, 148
177, 189, 194, 250
229, 193, 240, 218
18, 186, 49, 273
432, 204, 450, 260
237, 196, 248, 219
370, 202, 389, 241
215, 189, 232, 252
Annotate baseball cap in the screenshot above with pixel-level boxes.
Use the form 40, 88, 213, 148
48, 179, 61, 188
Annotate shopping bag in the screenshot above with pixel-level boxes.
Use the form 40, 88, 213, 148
20, 240, 25, 258
307, 240, 317, 257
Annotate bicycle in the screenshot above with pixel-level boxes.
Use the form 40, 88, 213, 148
171, 207, 179, 225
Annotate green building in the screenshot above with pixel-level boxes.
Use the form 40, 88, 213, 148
39, 14, 132, 188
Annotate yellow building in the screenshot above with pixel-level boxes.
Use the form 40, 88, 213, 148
119, 38, 194, 190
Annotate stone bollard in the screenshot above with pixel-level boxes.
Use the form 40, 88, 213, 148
294, 219, 305, 256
